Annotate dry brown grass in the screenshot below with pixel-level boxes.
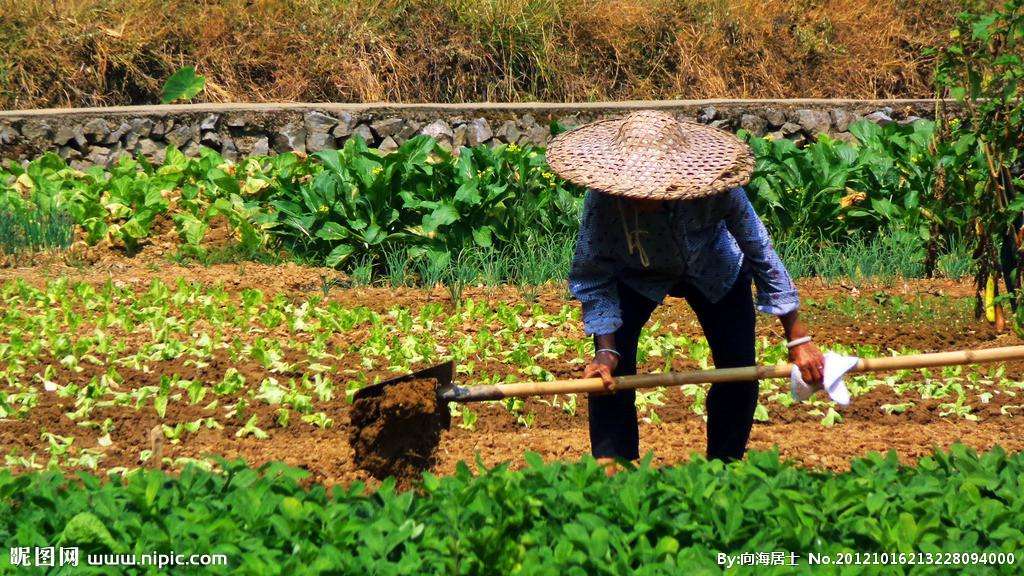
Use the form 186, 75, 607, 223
0, 0, 965, 109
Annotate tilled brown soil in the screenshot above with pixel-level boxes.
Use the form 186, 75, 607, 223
0, 258, 979, 311
348, 377, 450, 487
165, 392, 1024, 483
2, 260, 1023, 487
0, 259, 999, 367
4, 373, 1024, 488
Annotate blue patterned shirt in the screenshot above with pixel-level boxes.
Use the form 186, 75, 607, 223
568, 187, 799, 335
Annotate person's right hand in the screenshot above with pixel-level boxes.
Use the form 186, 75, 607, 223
584, 350, 619, 392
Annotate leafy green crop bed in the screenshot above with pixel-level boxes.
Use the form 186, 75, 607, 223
1, 446, 1021, 574
0, 275, 1020, 482
0, 118, 974, 284
1, 137, 580, 267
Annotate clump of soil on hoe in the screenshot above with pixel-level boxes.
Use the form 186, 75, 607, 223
348, 378, 451, 486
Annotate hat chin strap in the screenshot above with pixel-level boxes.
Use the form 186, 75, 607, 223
616, 198, 650, 268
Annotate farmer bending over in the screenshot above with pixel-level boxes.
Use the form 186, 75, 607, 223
546, 110, 825, 469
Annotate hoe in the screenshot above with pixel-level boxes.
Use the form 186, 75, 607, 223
349, 345, 1024, 480
355, 345, 1024, 405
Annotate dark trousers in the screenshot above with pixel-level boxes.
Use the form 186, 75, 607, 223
588, 269, 758, 462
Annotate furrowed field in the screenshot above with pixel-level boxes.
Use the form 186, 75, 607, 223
2, 1, 1023, 567
2, 117, 1024, 572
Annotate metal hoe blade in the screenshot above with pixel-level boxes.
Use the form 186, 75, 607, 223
352, 361, 456, 403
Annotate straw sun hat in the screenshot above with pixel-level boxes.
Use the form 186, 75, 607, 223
545, 109, 754, 200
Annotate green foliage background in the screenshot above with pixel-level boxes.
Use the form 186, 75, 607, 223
1, 446, 1021, 574
1, 118, 975, 283
928, 0, 1024, 331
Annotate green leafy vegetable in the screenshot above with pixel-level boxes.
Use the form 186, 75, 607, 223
160, 66, 206, 104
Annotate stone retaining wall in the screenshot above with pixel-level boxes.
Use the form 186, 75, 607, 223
0, 100, 950, 169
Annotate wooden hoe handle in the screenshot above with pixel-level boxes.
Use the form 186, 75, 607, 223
442, 345, 1024, 403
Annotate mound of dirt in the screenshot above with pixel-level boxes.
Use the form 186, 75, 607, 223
348, 378, 450, 487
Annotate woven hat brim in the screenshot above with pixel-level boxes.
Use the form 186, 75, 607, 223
545, 116, 754, 200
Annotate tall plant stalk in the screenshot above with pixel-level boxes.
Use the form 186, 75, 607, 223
930, 0, 1024, 332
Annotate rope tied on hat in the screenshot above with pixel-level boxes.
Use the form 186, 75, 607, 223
616, 198, 650, 268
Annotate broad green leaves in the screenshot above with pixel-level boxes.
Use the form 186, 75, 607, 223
0, 446, 1021, 573
1, 147, 270, 256
740, 118, 941, 246
270, 135, 582, 271
325, 243, 355, 267
0, 120, 996, 283
160, 66, 206, 104
58, 511, 124, 553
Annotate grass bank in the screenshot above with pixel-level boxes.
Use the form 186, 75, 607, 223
1, 0, 962, 109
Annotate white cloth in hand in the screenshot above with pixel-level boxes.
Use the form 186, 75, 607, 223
790, 351, 859, 406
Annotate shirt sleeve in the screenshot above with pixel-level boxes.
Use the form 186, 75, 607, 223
723, 187, 800, 316
568, 191, 623, 335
